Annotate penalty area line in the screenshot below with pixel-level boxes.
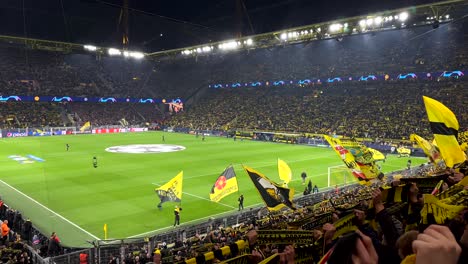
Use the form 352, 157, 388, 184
0, 179, 99, 240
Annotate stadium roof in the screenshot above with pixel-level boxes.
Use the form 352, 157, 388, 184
0, 0, 466, 60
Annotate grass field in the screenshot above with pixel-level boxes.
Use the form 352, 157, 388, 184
0, 132, 426, 247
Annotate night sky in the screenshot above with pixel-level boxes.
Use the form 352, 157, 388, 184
0, 0, 442, 52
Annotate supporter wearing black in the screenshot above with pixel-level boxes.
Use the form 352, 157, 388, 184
238, 194, 244, 211
174, 206, 182, 226
47, 232, 61, 257
301, 172, 307, 185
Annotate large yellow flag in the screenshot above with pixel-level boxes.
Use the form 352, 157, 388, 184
155, 171, 183, 204
323, 135, 369, 182
209, 166, 238, 202
277, 159, 292, 184
423, 96, 465, 168
410, 133, 444, 167
80, 121, 91, 132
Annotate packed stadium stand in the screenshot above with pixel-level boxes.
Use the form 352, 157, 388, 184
0, 2, 468, 264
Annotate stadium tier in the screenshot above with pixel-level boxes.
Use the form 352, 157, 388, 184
0, 1, 468, 264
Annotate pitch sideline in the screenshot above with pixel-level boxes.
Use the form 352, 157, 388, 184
0, 179, 100, 240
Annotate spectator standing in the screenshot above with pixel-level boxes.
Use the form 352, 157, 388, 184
313, 185, 319, 193
1, 219, 9, 245
238, 194, 244, 211
47, 232, 61, 257
301, 172, 307, 185
174, 206, 181, 226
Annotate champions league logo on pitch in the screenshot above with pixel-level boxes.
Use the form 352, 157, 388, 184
105, 144, 186, 154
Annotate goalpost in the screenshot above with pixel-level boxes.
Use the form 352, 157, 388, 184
327, 165, 358, 188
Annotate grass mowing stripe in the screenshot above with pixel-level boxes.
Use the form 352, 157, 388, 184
0, 179, 99, 240
0, 132, 426, 246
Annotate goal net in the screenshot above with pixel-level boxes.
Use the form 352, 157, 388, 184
327, 165, 358, 187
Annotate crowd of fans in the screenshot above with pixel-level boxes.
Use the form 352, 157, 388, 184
0, 14, 467, 264
169, 79, 467, 139
98, 164, 468, 264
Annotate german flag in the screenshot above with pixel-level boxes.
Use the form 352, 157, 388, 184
423, 96, 465, 168
209, 166, 238, 202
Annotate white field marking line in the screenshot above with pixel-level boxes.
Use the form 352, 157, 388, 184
0, 179, 100, 240
137, 172, 332, 239
152, 183, 236, 210
153, 154, 335, 184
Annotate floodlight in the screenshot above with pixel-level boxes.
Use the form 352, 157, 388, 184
329, 23, 342, 32
366, 18, 373, 26
445, 14, 450, 19
246, 38, 253, 45
374, 16, 382, 25
280, 33, 287, 40
108, 48, 121, 56
219, 41, 238, 50
359, 20, 366, 27
84, 45, 97, 51
399, 12, 408, 21
202, 46, 211, 52
130, 52, 144, 59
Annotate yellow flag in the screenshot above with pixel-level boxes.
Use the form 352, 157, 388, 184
423, 96, 465, 167
367, 148, 385, 161
155, 171, 183, 204
323, 135, 369, 182
410, 133, 444, 167
103, 223, 108, 240
80, 121, 91, 132
277, 159, 292, 184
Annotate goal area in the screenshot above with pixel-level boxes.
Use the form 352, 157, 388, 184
327, 165, 358, 187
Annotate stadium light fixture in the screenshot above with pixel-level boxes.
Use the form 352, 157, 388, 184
201, 46, 212, 52
130, 52, 144, 59
329, 23, 342, 32
123, 51, 130, 57
366, 18, 374, 26
280, 33, 287, 40
108, 48, 121, 56
374, 16, 382, 25
359, 20, 366, 28
445, 14, 450, 19
245, 38, 253, 46
399, 12, 409, 21
84, 45, 97, 51
219, 41, 239, 50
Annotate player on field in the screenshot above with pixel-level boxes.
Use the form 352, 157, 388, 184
66, 144, 70, 151
93, 156, 98, 168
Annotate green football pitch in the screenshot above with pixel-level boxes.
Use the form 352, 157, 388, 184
0, 132, 426, 247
